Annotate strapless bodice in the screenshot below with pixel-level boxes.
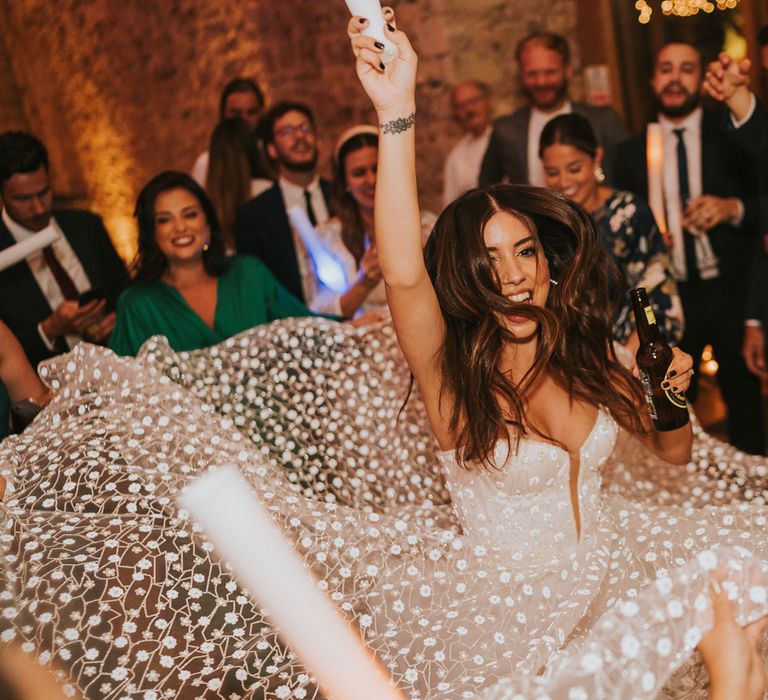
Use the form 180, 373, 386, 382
438, 408, 618, 563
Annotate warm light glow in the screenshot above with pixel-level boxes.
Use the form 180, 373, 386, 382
700, 345, 719, 377
106, 215, 138, 264
636, 0, 739, 21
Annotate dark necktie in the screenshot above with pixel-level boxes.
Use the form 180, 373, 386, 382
42, 245, 79, 300
303, 189, 317, 227
673, 127, 699, 283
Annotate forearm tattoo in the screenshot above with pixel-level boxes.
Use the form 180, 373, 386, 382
380, 112, 416, 135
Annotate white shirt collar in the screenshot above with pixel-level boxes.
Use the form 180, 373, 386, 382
530, 100, 572, 120
463, 125, 492, 143
278, 174, 321, 196
658, 106, 702, 135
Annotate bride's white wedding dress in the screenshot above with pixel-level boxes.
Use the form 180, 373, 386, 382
1, 317, 767, 699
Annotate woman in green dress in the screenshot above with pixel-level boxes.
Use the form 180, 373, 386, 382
110, 171, 312, 356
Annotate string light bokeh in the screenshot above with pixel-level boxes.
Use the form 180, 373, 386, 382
634, 0, 739, 24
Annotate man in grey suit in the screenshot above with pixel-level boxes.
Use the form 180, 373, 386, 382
479, 31, 629, 187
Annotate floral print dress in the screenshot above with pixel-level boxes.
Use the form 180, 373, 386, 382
593, 190, 684, 346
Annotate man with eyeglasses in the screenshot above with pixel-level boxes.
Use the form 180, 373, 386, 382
442, 81, 493, 206
235, 102, 331, 302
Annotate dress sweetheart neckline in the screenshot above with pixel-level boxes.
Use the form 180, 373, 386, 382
438, 406, 608, 462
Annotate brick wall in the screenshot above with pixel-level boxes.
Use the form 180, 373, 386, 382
0, 0, 579, 260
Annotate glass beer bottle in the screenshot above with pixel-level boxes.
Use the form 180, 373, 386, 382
629, 288, 690, 431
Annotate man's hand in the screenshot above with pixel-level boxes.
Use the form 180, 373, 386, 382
683, 195, 740, 234
743, 324, 767, 380
703, 52, 753, 122
41, 298, 108, 340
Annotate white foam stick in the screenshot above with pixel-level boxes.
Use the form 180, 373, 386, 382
181, 465, 404, 700
287, 206, 349, 293
0, 227, 58, 272
345, 0, 399, 64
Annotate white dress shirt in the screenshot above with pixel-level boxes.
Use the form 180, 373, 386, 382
191, 150, 209, 186
659, 108, 740, 281
443, 126, 492, 206
527, 102, 572, 186
278, 176, 330, 303
2, 208, 91, 350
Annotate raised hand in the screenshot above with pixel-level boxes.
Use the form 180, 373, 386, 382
699, 580, 768, 700
347, 8, 417, 117
703, 52, 753, 122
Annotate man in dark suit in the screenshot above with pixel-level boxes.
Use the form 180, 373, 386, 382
702, 34, 768, 384
615, 42, 764, 454
235, 102, 331, 302
479, 31, 629, 187
0, 132, 129, 367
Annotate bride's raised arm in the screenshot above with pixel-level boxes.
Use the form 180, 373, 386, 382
348, 11, 450, 442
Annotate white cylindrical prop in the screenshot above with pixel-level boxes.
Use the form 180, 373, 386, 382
646, 123, 667, 238
0, 227, 58, 272
287, 206, 348, 292
345, 0, 399, 64
181, 465, 404, 700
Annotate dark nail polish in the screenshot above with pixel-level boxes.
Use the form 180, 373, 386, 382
387, 23, 395, 31
668, 369, 677, 377
661, 381, 670, 389
358, 17, 366, 24
375, 41, 385, 49
379, 62, 385, 70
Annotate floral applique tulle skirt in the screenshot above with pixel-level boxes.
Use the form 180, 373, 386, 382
0, 317, 767, 699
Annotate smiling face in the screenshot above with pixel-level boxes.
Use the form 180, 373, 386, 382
519, 44, 571, 112
651, 43, 702, 119
483, 210, 550, 337
267, 110, 319, 174
451, 82, 492, 136
343, 145, 377, 212
153, 188, 211, 268
541, 143, 601, 211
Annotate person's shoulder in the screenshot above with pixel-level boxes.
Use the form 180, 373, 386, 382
574, 101, 623, 121
54, 208, 104, 228
239, 182, 280, 213
492, 107, 530, 130
228, 254, 272, 279
116, 280, 163, 309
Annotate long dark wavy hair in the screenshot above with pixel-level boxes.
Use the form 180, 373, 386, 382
423, 184, 646, 469
132, 171, 229, 284
331, 131, 378, 264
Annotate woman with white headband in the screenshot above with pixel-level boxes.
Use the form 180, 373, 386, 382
307, 125, 435, 317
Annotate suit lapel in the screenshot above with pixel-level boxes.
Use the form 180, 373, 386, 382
0, 217, 55, 317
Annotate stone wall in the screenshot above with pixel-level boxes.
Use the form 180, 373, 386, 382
0, 0, 578, 260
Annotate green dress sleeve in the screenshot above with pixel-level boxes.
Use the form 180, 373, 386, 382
109, 290, 154, 356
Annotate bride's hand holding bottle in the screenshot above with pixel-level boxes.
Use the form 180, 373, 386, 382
347, 8, 417, 118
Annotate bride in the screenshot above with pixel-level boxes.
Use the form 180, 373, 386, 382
2, 12, 768, 700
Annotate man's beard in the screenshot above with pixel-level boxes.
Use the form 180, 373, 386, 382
281, 150, 318, 173
654, 85, 700, 119
524, 79, 569, 111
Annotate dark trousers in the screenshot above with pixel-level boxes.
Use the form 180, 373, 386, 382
678, 278, 765, 455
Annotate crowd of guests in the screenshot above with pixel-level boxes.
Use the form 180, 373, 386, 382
0, 27, 766, 455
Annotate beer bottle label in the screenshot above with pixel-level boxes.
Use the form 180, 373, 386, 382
643, 305, 657, 326
638, 369, 658, 420
664, 388, 687, 409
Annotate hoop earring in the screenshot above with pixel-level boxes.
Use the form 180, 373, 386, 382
594, 166, 605, 184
